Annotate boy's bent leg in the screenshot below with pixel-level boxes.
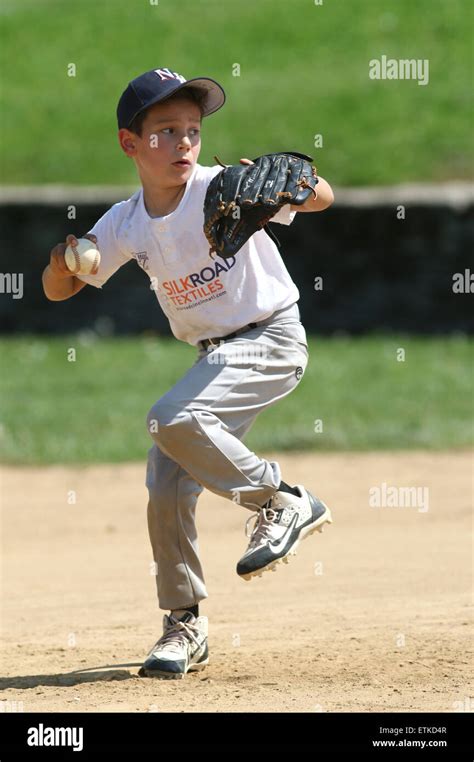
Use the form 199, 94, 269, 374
146, 323, 308, 511
146, 444, 208, 611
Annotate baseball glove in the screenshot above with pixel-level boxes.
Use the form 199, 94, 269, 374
203, 152, 319, 259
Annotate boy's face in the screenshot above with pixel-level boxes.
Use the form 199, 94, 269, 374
119, 97, 202, 184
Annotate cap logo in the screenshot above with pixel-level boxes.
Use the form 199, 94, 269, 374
154, 68, 186, 84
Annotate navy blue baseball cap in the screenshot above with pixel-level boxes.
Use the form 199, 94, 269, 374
117, 67, 226, 129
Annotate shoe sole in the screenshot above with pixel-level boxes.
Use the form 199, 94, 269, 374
138, 656, 209, 680
240, 504, 332, 581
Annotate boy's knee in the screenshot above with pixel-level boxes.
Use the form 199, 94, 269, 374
146, 402, 194, 446
146, 400, 168, 434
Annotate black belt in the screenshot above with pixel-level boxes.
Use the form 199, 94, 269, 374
198, 322, 258, 351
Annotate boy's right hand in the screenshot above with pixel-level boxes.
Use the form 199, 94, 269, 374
49, 234, 98, 278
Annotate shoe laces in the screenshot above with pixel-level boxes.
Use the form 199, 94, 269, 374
156, 617, 202, 653
245, 503, 281, 545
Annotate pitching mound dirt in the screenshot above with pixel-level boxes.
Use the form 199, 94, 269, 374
1, 451, 472, 712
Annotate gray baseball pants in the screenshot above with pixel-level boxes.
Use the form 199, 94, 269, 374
145, 301, 309, 610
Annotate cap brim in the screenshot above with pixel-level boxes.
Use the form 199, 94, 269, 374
169, 77, 226, 117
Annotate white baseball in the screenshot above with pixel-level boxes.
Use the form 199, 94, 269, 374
65, 238, 101, 275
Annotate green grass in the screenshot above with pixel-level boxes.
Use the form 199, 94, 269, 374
0, 0, 472, 186
1, 335, 472, 464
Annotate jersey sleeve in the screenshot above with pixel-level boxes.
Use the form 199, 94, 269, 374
194, 163, 224, 190
75, 206, 132, 289
270, 204, 297, 226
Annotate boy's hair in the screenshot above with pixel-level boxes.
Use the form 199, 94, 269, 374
128, 87, 206, 137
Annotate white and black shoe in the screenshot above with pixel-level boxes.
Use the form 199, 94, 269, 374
138, 612, 209, 679
236, 485, 332, 581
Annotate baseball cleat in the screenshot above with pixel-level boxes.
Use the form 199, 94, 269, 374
236, 485, 332, 581
138, 612, 209, 679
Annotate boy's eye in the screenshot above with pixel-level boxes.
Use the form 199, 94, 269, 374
161, 128, 200, 135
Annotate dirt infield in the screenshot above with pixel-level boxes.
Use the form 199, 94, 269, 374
1, 451, 472, 713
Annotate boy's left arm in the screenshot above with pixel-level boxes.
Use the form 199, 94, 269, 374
290, 175, 334, 213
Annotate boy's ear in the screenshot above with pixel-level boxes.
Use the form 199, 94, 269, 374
118, 128, 137, 156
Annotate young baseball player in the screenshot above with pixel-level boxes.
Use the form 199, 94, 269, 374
43, 67, 335, 680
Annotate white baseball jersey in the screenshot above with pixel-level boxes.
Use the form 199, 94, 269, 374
77, 162, 300, 346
